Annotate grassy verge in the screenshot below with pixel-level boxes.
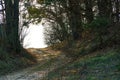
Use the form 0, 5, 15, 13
0, 48, 36, 75
43, 48, 120, 80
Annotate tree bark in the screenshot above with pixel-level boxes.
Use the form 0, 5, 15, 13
4, 0, 21, 53
84, 0, 94, 23
68, 0, 82, 40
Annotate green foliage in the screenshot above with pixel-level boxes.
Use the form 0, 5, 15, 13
37, 0, 45, 4
0, 48, 11, 60
84, 17, 109, 31
44, 48, 120, 80
0, 47, 36, 75
28, 7, 39, 15
86, 76, 98, 80
27, 6, 43, 22
78, 41, 100, 56
116, 64, 120, 71
63, 40, 101, 58
37, 0, 66, 5
27, 6, 48, 24
44, 23, 71, 46
0, 48, 15, 75
83, 17, 110, 44
25, 0, 119, 48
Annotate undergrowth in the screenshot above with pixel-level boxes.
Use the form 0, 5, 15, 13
43, 48, 120, 80
0, 47, 36, 75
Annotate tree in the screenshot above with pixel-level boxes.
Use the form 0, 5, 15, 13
0, 0, 6, 49
4, 0, 21, 53
84, 0, 94, 23
24, 0, 120, 48
97, 0, 112, 19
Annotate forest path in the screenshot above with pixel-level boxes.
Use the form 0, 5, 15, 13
0, 48, 70, 80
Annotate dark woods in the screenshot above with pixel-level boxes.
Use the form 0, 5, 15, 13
0, 0, 120, 55
0, 0, 36, 67
0, 0, 20, 53
29, 0, 120, 47
0, 0, 119, 75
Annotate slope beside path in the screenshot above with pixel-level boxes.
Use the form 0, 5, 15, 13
0, 48, 70, 80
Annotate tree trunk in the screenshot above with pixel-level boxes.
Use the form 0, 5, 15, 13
84, 0, 94, 23
68, 0, 82, 40
4, 0, 21, 53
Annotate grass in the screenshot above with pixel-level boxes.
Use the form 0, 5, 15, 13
0, 47, 36, 76
43, 48, 120, 80
0, 44, 120, 80
32, 57, 58, 71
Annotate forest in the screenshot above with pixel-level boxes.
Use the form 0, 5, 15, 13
0, 0, 120, 80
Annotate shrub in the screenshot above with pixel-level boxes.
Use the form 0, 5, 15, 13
83, 17, 110, 46
84, 17, 109, 31
0, 48, 11, 60
0, 47, 35, 75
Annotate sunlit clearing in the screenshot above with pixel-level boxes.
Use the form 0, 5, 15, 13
22, 23, 47, 49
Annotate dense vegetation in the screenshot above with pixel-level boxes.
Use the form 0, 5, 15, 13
42, 48, 120, 80
26, 0, 120, 47
0, 0, 120, 79
25, 0, 120, 59
24, 0, 120, 79
0, 0, 36, 75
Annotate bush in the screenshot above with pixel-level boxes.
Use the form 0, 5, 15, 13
84, 17, 109, 31
0, 47, 35, 75
83, 17, 110, 46
0, 48, 11, 60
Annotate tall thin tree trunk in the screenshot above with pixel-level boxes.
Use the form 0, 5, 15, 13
68, 0, 82, 40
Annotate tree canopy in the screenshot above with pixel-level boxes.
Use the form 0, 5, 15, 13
23, 0, 120, 47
